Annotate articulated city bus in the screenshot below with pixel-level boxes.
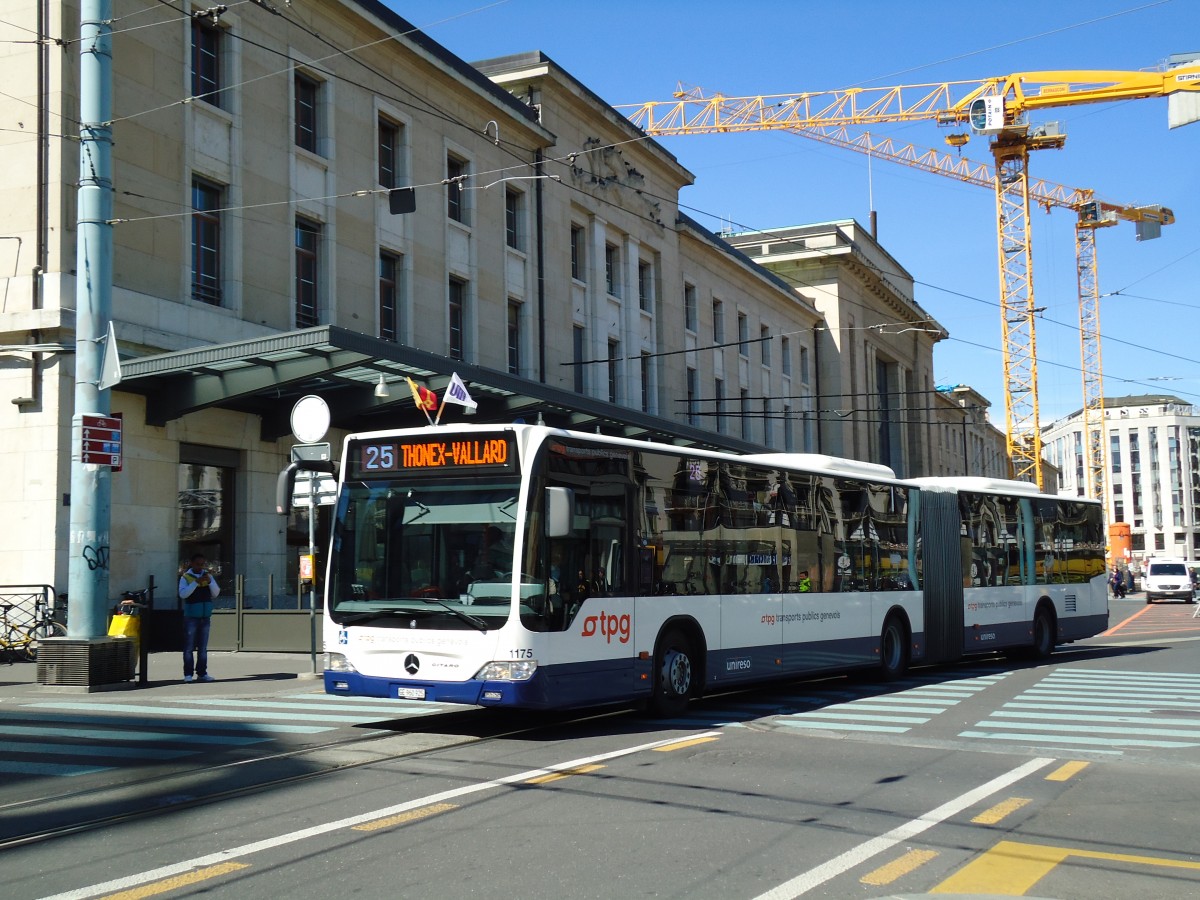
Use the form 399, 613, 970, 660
318, 424, 1107, 714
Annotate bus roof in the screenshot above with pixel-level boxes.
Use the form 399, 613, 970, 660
740, 453, 897, 481
907, 476, 1047, 497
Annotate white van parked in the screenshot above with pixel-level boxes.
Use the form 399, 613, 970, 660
1142, 557, 1196, 604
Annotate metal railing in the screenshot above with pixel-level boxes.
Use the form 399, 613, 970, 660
0, 584, 60, 628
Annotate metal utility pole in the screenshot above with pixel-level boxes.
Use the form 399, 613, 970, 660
66, 0, 114, 639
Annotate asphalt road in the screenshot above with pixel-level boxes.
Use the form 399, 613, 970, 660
4, 595, 1200, 900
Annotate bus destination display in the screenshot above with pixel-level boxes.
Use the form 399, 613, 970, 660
354, 435, 513, 476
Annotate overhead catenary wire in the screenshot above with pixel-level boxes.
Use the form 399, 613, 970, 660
14, 0, 1198, 413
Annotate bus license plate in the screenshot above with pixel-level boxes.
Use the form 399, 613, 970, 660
397, 687, 426, 700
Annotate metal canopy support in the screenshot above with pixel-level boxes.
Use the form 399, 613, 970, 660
119, 326, 762, 455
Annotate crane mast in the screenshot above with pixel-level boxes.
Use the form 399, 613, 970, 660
783, 122, 1172, 504
624, 63, 1200, 488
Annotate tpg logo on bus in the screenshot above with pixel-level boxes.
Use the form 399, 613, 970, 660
581, 611, 631, 644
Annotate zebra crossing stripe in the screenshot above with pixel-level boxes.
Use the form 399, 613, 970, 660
990, 709, 1200, 729
962, 669, 1200, 753
1, 723, 272, 745
770, 672, 1008, 734
959, 729, 1189, 750
159, 697, 443, 716
0, 691, 448, 781
779, 720, 911, 734
3, 711, 332, 735
797, 709, 931, 725
27, 701, 386, 725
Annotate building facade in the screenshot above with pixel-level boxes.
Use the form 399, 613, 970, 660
726, 224, 947, 477
1, 2, 961, 633
931, 385, 1010, 478
1044, 394, 1200, 563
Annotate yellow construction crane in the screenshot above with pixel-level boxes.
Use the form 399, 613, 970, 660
624, 63, 1200, 488
771, 122, 1172, 505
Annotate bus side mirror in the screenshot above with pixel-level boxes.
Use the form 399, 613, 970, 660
546, 486, 574, 538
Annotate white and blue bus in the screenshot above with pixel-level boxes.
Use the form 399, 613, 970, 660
318, 424, 1107, 714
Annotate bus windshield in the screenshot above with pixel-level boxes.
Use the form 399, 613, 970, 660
328, 477, 523, 629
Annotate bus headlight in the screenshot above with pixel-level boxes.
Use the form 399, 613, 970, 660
325, 652, 357, 673
475, 659, 538, 681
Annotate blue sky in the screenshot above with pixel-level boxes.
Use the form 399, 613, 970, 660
391, 0, 1200, 425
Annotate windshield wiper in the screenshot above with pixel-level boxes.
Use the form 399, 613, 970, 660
410, 598, 489, 633
337, 609, 408, 625
337, 603, 489, 633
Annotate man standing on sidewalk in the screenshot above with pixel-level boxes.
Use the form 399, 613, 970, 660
179, 553, 219, 683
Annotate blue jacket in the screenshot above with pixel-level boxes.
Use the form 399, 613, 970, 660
179, 568, 219, 618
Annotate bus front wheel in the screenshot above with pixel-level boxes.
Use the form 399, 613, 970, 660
650, 629, 694, 717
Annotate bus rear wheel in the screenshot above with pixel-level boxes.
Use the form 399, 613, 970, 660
650, 629, 694, 717
1031, 607, 1055, 659
878, 615, 908, 681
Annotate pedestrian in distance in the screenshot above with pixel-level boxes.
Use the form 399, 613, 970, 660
1109, 566, 1126, 599
179, 553, 219, 682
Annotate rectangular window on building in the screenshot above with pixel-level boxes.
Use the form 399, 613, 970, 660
715, 377, 725, 434
507, 299, 521, 374
378, 118, 401, 188
570, 224, 585, 281
640, 351, 651, 412
191, 18, 221, 107
1110, 432, 1122, 473
505, 188, 523, 250
605, 243, 620, 296
686, 366, 698, 426
295, 218, 320, 327
638, 260, 652, 312
738, 313, 749, 358
447, 154, 467, 223
713, 299, 724, 343
607, 340, 620, 403
741, 388, 751, 440
781, 336, 791, 377
448, 276, 465, 361
799, 346, 810, 385
379, 251, 400, 342
764, 399, 774, 447
294, 72, 319, 152
191, 177, 222, 305
573, 326, 586, 393
684, 283, 697, 332
760, 325, 771, 368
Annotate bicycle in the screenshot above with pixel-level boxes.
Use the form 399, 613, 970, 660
1, 596, 66, 663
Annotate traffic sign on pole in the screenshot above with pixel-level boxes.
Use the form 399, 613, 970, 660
81, 413, 122, 467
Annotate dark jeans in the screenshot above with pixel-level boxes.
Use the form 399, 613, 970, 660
183, 615, 212, 677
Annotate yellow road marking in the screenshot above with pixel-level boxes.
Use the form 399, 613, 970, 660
934, 840, 1200, 895
351, 801, 457, 831
101, 862, 248, 899
860, 848, 939, 886
526, 763, 605, 784
1045, 760, 1089, 782
971, 796, 1031, 825
653, 736, 719, 752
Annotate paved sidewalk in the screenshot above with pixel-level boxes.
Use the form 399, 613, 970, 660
0, 651, 323, 702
